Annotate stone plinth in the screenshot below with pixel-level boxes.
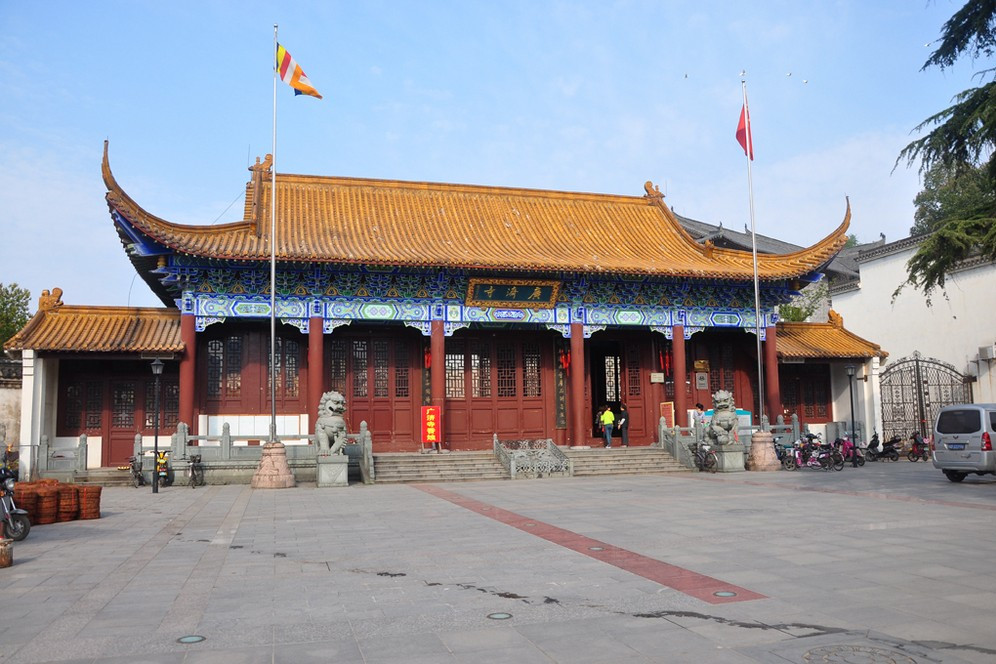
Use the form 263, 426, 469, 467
316, 454, 349, 487
715, 443, 746, 472
747, 430, 781, 471
250, 442, 296, 489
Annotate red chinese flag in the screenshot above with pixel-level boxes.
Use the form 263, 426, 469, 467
736, 103, 753, 160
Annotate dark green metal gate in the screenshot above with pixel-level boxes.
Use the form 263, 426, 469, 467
880, 351, 972, 441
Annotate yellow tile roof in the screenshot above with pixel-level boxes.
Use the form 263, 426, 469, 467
777, 321, 887, 359
4, 305, 182, 354
103, 143, 849, 280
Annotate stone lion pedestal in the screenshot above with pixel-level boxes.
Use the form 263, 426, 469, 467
316, 454, 349, 487
250, 442, 296, 489
715, 443, 746, 472
746, 430, 782, 471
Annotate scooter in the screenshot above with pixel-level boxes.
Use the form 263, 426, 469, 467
837, 436, 865, 466
155, 451, 173, 488
866, 433, 900, 462
907, 432, 930, 462
1, 466, 31, 541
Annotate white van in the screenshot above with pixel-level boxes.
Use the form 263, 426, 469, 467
932, 403, 996, 482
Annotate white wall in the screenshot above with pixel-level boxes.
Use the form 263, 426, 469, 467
833, 240, 996, 403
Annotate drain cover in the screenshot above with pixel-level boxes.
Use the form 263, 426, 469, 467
487, 612, 512, 620
713, 591, 737, 598
176, 635, 206, 644
803, 645, 917, 663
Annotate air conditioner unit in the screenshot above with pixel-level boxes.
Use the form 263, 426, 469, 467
979, 345, 996, 361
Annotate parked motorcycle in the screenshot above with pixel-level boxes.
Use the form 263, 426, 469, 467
836, 436, 865, 466
1, 466, 31, 541
907, 432, 930, 462
783, 433, 842, 471
866, 433, 900, 462
155, 451, 173, 488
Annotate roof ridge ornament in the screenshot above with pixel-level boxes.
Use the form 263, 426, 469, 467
828, 309, 843, 328
38, 288, 64, 312
250, 154, 274, 173
643, 180, 664, 202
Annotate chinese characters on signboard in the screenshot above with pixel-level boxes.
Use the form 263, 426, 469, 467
466, 278, 560, 309
421, 406, 441, 445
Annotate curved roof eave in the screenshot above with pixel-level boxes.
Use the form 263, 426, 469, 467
103, 142, 850, 282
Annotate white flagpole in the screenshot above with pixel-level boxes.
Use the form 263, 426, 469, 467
270, 24, 278, 444
741, 73, 766, 426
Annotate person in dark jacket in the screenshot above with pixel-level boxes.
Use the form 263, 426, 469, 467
617, 403, 630, 447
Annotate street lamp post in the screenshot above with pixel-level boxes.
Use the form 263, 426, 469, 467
845, 364, 857, 468
151, 359, 163, 493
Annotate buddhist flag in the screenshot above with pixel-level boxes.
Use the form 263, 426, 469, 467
736, 100, 753, 160
276, 43, 322, 99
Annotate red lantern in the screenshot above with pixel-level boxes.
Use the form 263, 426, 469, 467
424, 347, 431, 369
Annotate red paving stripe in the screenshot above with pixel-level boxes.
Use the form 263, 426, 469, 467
413, 483, 765, 605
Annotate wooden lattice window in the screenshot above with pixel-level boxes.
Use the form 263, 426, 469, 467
523, 342, 541, 397
144, 380, 179, 429
445, 341, 465, 398
352, 340, 368, 398
330, 340, 346, 394
471, 340, 492, 398
112, 383, 135, 428
497, 343, 517, 397
373, 340, 389, 398
207, 336, 242, 398
394, 343, 410, 398
626, 344, 641, 397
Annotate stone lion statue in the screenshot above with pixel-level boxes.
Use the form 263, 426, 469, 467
315, 391, 348, 455
706, 389, 739, 447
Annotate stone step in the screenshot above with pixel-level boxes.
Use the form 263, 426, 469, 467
372, 452, 508, 483
563, 447, 689, 476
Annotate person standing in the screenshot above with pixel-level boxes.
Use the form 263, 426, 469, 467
617, 403, 630, 447
599, 405, 615, 448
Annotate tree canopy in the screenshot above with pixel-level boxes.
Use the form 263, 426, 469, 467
0, 283, 31, 347
896, 1, 996, 301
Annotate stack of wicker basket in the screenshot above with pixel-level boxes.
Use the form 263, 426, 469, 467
8, 479, 102, 526
78, 486, 102, 520
12, 483, 38, 524
57, 484, 79, 521
34, 485, 59, 525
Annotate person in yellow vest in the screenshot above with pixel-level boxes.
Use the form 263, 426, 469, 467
599, 405, 615, 448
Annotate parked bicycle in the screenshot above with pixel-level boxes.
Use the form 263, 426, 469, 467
128, 454, 145, 488
692, 442, 718, 473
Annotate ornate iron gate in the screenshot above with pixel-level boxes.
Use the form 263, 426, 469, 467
880, 351, 972, 441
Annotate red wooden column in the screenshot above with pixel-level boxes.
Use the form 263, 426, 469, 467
430, 319, 446, 444
672, 325, 688, 426
308, 316, 324, 422
569, 322, 587, 447
764, 325, 781, 423
179, 313, 197, 433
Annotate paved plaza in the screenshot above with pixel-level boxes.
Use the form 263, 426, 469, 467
2, 459, 996, 663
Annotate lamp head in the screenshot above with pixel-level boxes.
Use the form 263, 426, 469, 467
151, 358, 164, 375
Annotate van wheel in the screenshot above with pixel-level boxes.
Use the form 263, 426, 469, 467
943, 470, 966, 483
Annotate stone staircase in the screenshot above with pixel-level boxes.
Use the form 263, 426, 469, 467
563, 446, 689, 477
72, 467, 136, 487
372, 451, 509, 483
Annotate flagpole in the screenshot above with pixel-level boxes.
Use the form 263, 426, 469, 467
270, 24, 278, 444
741, 73, 766, 427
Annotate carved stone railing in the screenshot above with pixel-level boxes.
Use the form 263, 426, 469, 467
655, 417, 699, 469
493, 434, 572, 479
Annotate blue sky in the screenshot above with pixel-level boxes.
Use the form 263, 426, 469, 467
0, 1, 980, 309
